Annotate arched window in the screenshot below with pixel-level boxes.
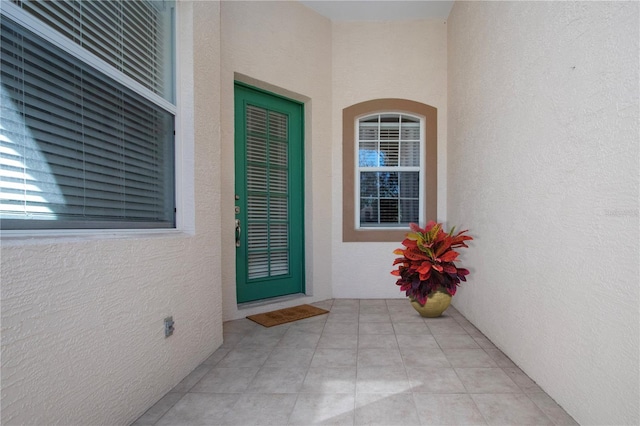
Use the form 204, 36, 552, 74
343, 99, 437, 242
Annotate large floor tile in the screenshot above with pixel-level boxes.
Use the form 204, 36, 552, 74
355, 393, 420, 425
216, 347, 271, 368
426, 319, 469, 335
329, 304, 359, 314
288, 393, 355, 425
390, 313, 426, 323
442, 349, 498, 368
220, 393, 298, 425
311, 348, 358, 368
155, 393, 240, 426
359, 304, 390, 314
401, 348, 451, 368
247, 323, 291, 337
357, 348, 402, 367
291, 313, 329, 325
190, 367, 259, 393
324, 321, 359, 335
471, 393, 553, 425
235, 332, 283, 349
392, 322, 431, 335
358, 333, 399, 349
407, 368, 467, 393
455, 368, 521, 393
246, 367, 307, 393
332, 299, 360, 308
359, 321, 395, 335
301, 367, 357, 394
385, 299, 409, 309
359, 299, 388, 307
413, 393, 487, 425
390, 311, 426, 323
358, 313, 391, 323
289, 320, 327, 334
396, 334, 439, 350
328, 312, 360, 322
264, 346, 315, 369
318, 333, 359, 349
434, 334, 481, 350
356, 365, 411, 394
279, 328, 323, 348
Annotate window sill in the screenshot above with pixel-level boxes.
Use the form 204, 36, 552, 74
342, 227, 412, 243
0, 228, 191, 247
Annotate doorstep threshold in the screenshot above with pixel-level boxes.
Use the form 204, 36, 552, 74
237, 293, 308, 310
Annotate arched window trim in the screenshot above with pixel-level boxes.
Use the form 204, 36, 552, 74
342, 99, 437, 242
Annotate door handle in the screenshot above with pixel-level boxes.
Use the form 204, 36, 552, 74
235, 219, 241, 247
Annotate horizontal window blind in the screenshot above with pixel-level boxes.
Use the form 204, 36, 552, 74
0, 2, 175, 230
9, 0, 174, 102
357, 113, 422, 228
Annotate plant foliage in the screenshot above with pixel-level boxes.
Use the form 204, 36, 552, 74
391, 221, 473, 305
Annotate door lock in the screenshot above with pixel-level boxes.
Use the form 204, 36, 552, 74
235, 206, 240, 214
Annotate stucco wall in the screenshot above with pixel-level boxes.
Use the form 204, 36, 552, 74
447, 2, 639, 425
331, 20, 448, 299
0, 2, 223, 425
220, 1, 334, 320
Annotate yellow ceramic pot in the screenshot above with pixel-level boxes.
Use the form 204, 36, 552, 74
410, 291, 452, 318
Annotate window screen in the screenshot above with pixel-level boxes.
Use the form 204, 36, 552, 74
0, 0, 175, 230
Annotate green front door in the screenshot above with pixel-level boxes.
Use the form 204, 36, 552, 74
234, 83, 305, 303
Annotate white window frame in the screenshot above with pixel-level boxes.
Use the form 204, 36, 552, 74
0, 2, 177, 115
0, 1, 195, 239
354, 112, 425, 230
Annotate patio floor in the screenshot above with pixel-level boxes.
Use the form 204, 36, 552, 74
132, 299, 578, 425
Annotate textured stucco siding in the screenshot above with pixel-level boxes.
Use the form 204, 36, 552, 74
0, 2, 223, 425
331, 20, 449, 299
447, 2, 639, 425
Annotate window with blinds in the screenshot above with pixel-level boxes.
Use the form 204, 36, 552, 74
357, 113, 423, 228
0, 0, 176, 230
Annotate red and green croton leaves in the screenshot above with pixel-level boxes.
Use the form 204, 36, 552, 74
391, 221, 472, 306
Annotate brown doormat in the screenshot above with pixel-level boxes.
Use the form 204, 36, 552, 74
247, 304, 329, 327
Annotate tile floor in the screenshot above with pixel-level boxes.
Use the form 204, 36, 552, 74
132, 299, 578, 426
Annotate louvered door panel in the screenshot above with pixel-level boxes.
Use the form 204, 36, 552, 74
245, 105, 290, 279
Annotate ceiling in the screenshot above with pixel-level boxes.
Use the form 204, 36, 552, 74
299, 0, 455, 21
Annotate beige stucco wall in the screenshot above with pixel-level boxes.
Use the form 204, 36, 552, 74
447, 1, 639, 424
7, 2, 638, 425
219, 1, 334, 320
0, 2, 223, 425
331, 19, 448, 299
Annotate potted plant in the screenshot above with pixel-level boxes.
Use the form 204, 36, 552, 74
391, 221, 473, 317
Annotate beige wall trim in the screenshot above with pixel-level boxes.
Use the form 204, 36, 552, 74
342, 98, 437, 242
